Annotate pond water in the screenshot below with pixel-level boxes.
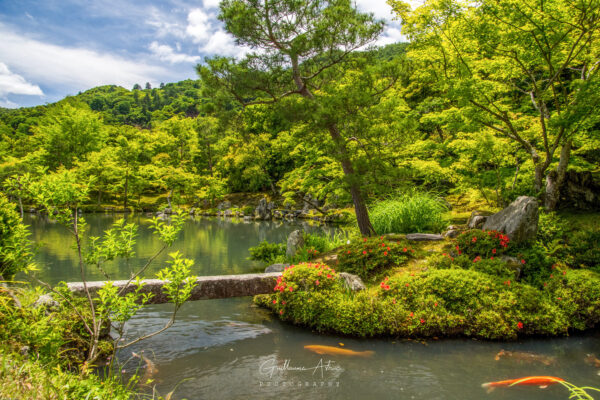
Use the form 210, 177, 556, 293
24, 214, 600, 400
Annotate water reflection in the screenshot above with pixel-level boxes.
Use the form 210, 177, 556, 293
23, 214, 338, 284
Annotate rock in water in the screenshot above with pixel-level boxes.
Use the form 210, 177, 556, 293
255, 198, 271, 220
483, 196, 539, 243
286, 230, 304, 258
406, 233, 444, 241
338, 272, 366, 291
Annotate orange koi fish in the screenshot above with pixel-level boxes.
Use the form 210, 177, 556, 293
482, 376, 564, 393
304, 345, 374, 357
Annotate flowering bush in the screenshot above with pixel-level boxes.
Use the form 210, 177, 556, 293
335, 236, 416, 281
256, 266, 600, 340
455, 229, 511, 259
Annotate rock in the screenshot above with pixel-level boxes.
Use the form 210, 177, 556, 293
243, 215, 253, 222
272, 210, 283, 219
29, 207, 37, 213
467, 211, 491, 229
224, 209, 233, 217
302, 193, 322, 212
499, 256, 522, 279
406, 233, 444, 241
163, 207, 172, 214
19, 346, 30, 356
217, 201, 232, 210
67, 273, 282, 303
561, 171, 600, 210
189, 208, 195, 215
286, 230, 305, 258
338, 272, 366, 291
33, 294, 59, 310
267, 202, 276, 211
482, 196, 539, 243
265, 263, 289, 273
444, 230, 461, 239
255, 198, 272, 220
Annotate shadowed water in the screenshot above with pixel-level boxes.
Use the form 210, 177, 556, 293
23, 214, 600, 400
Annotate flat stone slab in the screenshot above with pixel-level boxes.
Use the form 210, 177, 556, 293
405, 233, 444, 241
67, 272, 282, 304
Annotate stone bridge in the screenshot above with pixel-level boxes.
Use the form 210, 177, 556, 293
67, 272, 282, 304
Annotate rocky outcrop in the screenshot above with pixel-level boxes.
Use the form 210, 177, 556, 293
67, 273, 282, 303
338, 272, 366, 291
560, 171, 600, 210
286, 230, 304, 258
482, 196, 539, 243
217, 201, 231, 210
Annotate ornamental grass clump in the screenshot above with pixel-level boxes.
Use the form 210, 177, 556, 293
336, 236, 416, 281
369, 192, 448, 234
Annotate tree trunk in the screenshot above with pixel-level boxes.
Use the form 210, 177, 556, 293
207, 142, 213, 177
167, 189, 173, 209
18, 196, 23, 218
327, 123, 375, 236
545, 140, 572, 210
123, 167, 129, 212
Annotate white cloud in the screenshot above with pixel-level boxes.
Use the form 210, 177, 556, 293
200, 30, 251, 58
354, 0, 396, 20
0, 98, 19, 108
0, 25, 170, 94
186, 8, 214, 42
149, 41, 201, 63
146, 6, 187, 39
203, 0, 222, 9
375, 26, 405, 46
0, 62, 44, 97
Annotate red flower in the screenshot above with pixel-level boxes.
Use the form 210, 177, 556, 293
279, 310, 284, 315
562, 270, 566, 275
363, 238, 367, 242
327, 274, 332, 279
362, 250, 367, 255
282, 301, 286, 305
543, 282, 547, 287
409, 312, 414, 317
347, 250, 351, 254
387, 247, 390, 251
288, 287, 293, 292
557, 297, 562, 300
550, 274, 554, 278
517, 321, 523, 329
521, 259, 526, 265
405, 283, 410, 287
492, 248, 497, 254
490, 257, 494, 260
455, 245, 460, 251
384, 251, 388, 256
392, 299, 396, 304
434, 302, 438, 307
420, 319, 425, 324
403, 247, 407, 252
272, 299, 277, 304
472, 237, 477, 243
315, 280, 320, 285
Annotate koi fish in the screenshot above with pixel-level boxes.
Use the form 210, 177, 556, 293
584, 354, 600, 368
304, 345, 374, 357
132, 352, 158, 386
494, 349, 556, 366
481, 376, 564, 393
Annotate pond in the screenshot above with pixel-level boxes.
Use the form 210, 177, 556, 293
24, 214, 600, 400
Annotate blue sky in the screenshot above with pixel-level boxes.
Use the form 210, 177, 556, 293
0, 0, 406, 108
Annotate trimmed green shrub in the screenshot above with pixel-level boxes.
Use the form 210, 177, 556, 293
369, 192, 448, 234
567, 229, 600, 272
335, 236, 416, 281
256, 265, 600, 340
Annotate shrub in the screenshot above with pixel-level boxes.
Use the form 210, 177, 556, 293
248, 240, 286, 264
455, 229, 511, 259
0, 194, 33, 280
369, 192, 448, 234
429, 253, 516, 280
567, 229, 600, 272
256, 266, 600, 339
335, 236, 416, 281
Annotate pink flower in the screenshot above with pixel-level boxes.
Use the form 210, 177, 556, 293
315, 280, 320, 285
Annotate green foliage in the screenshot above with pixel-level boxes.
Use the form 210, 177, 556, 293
335, 236, 415, 281
567, 228, 600, 272
369, 192, 448, 234
258, 265, 600, 339
248, 240, 286, 265
455, 229, 511, 260
0, 194, 33, 279
155, 251, 196, 306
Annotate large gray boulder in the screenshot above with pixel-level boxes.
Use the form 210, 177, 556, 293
467, 211, 490, 229
286, 230, 305, 258
482, 196, 539, 243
